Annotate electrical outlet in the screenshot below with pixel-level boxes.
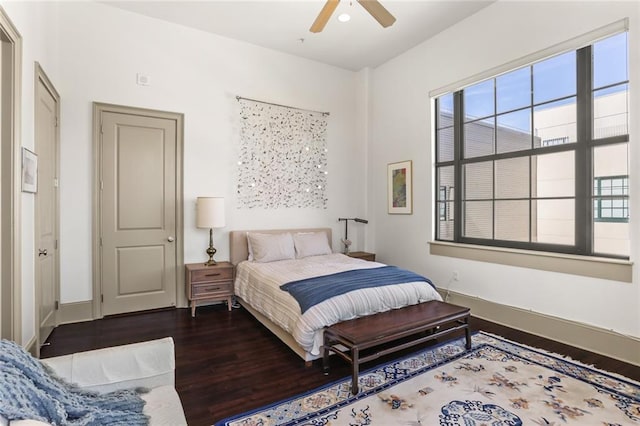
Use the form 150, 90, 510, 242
453, 271, 459, 281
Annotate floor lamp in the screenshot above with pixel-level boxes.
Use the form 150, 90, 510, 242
338, 217, 368, 254
196, 197, 226, 266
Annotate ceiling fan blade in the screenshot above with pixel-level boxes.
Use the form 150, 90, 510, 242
310, 0, 341, 33
357, 0, 396, 28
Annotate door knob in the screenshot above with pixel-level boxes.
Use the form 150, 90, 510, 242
167, 236, 175, 242
38, 249, 48, 256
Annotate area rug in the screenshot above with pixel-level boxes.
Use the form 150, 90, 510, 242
215, 332, 640, 426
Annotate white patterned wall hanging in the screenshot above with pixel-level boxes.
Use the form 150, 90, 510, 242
236, 97, 329, 209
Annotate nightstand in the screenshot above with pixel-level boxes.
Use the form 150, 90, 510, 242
185, 262, 234, 317
347, 251, 376, 262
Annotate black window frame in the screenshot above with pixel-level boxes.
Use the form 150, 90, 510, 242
435, 33, 629, 260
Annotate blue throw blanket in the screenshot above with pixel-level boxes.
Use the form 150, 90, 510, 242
280, 266, 435, 313
0, 339, 148, 426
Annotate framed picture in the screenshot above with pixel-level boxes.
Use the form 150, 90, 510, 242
387, 160, 412, 214
21, 147, 38, 193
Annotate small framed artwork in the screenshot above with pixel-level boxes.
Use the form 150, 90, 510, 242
388, 160, 413, 214
21, 147, 38, 193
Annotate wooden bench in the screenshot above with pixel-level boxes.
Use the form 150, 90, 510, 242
322, 300, 471, 394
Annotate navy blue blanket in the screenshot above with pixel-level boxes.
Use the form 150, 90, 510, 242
280, 266, 435, 313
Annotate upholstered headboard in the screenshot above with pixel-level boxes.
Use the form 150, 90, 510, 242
229, 228, 332, 266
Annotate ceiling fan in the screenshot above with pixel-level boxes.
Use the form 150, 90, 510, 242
310, 0, 396, 33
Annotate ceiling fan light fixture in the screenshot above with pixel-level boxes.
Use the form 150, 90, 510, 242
337, 13, 351, 23
310, 0, 395, 33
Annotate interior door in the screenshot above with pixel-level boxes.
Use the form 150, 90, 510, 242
100, 110, 178, 316
35, 65, 59, 347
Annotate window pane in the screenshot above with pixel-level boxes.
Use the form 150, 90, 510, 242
495, 157, 529, 199
593, 32, 628, 89
464, 201, 493, 239
532, 199, 575, 245
598, 179, 612, 196
594, 221, 629, 256
437, 127, 454, 162
495, 200, 529, 242
464, 118, 494, 158
438, 93, 454, 129
497, 109, 531, 153
437, 166, 455, 200
534, 151, 575, 197
438, 204, 455, 241
593, 144, 628, 181
464, 79, 494, 121
593, 83, 628, 139
611, 178, 627, 195
464, 161, 492, 200
533, 51, 576, 104
534, 97, 577, 145
497, 67, 531, 113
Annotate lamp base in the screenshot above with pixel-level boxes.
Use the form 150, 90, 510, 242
205, 228, 217, 266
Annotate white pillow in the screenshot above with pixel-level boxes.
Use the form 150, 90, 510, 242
293, 232, 332, 258
247, 232, 296, 263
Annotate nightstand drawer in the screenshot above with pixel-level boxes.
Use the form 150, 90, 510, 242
190, 267, 233, 283
347, 251, 376, 262
192, 281, 233, 298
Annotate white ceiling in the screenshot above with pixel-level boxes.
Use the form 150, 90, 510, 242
103, 0, 494, 71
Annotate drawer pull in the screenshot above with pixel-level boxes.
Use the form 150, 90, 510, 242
204, 287, 221, 292
205, 273, 221, 277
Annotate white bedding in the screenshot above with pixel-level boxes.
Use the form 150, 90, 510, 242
234, 253, 442, 356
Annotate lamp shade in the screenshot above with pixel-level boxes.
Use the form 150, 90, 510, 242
196, 197, 226, 229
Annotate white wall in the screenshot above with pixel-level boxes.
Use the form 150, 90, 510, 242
3, 1, 365, 343
1, 1, 60, 345
369, 1, 640, 338
53, 1, 365, 303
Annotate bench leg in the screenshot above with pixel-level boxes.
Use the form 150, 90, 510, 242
322, 334, 330, 375
464, 317, 471, 350
351, 347, 359, 395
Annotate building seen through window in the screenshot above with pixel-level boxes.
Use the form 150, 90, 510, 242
435, 32, 629, 258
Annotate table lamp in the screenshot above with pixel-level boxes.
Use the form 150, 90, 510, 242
196, 197, 226, 266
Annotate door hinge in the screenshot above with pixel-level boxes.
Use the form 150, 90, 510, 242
100, 124, 104, 134
100, 237, 103, 247
54, 239, 58, 250
54, 178, 59, 188
100, 180, 103, 190
55, 116, 59, 127
55, 301, 59, 310
101, 294, 104, 303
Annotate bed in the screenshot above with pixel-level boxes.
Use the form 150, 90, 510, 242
230, 228, 442, 363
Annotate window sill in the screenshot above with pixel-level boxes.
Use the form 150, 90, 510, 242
429, 241, 633, 283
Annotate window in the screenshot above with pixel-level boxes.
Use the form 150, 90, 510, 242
593, 176, 628, 222
435, 32, 629, 259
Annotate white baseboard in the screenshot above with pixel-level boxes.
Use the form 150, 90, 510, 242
59, 301, 94, 324
440, 289, 640, 366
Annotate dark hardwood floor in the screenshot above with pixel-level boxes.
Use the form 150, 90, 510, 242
41, 304, 640, 426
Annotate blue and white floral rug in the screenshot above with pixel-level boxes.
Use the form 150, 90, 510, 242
215, 332, 640, 425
